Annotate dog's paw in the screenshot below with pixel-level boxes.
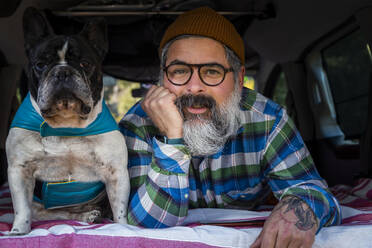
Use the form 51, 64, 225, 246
117, 217, 128, 225
9, 225, 30, 236
82, 209, 102, 223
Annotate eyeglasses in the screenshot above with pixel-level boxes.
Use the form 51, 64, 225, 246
163, 62, 234, 86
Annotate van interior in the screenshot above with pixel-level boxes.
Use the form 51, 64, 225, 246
0, 0, 372, 191
1, 0, 372, 246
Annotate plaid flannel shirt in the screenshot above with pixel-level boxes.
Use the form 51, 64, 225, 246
119, 87, 341, 231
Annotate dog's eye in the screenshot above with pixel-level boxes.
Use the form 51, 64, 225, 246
35, 62, 47, 72
80, 61, 91, 70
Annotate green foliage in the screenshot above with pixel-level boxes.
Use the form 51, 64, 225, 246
104, 80, 141, 122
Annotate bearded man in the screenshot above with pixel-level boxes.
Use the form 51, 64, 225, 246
119, 6, 341, 248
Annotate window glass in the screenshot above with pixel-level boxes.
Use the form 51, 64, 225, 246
323, 30, 372, 138
244, 75, 255, 90
103, 75, 142, 122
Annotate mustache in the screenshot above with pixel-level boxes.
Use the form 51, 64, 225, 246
174, 94, 216, 110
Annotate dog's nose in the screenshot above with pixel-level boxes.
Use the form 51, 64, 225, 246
81, 105, 91, 115
40, 108, 52, 115
57, 70, 71, 81
56, 99, 77, 111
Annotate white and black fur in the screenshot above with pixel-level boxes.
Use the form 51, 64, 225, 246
6, 7, 130, 235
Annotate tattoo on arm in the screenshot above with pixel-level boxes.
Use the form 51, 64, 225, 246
274, 196, 316, 231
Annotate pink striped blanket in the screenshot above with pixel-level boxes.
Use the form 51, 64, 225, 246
1, 179, 372, 247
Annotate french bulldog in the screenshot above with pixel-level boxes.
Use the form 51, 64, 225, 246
5, 7, 130, 235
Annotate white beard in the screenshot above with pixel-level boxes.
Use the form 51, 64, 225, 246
183, 85, 242, 156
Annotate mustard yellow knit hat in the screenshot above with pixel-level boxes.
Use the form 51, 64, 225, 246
159, 6, 245, 65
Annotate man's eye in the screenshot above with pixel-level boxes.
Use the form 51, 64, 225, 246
173, 69, 187, 74
205, 69, 222, 76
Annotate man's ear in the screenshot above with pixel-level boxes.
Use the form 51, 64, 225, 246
80, 18, 108, 60
239, 66, 245, 88
23, 7, 54, 56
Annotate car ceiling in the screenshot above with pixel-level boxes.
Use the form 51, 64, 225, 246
245, 0, 372, 63
0, 0, 371, 83
44, 0, 269, 83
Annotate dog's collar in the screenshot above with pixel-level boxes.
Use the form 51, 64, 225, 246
10, 93, 118, 137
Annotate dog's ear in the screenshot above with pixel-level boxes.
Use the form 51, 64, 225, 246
80, 18, 108, 60
23, 7, 54, 56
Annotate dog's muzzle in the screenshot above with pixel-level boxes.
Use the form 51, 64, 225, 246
38, 65, 94, 119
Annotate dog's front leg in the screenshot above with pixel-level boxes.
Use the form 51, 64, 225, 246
8, 165, 35, 235
104, 166, 130, 224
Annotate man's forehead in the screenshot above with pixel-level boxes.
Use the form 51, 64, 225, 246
166, 36, 228, 65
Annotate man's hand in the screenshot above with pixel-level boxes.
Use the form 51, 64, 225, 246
250, 196, 318, 248
141, 85, 183, 138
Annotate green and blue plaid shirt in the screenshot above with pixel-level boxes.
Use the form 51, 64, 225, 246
119, 87, 341, 231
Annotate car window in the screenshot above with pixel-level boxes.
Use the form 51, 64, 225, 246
244, 75, 256, 90
322, 30, 372, 139
103, 75, 141, 121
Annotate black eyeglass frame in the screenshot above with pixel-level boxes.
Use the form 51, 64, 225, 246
163, 62, 234, 87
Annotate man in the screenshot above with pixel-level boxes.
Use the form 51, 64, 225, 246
119, 6, 341, 248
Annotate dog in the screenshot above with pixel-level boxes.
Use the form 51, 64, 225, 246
5, 7, 130, 235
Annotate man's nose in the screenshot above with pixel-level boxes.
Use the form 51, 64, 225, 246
185, 69, 206, 94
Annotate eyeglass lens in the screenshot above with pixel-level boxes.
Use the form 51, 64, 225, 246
166, 64, 226, 86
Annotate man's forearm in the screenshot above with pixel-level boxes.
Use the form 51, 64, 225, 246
251, 195, 318, 248
127, 138, 191, 228
127, 171, 190, 227
273, 195, 318, 231
278, 184, 341, 231
263, 107, 341, 231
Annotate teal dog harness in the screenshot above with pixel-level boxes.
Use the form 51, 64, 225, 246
11, 93, 118, 137
11, 93, 118, 209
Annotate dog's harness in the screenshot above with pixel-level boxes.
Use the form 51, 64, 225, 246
11, 93, 118, 137
11, 93, 119, 209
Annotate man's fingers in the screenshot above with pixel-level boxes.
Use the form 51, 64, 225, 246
287, 239, 302, 248
249, 239, 261, 248
276, 228, 291, 248
144, 85, 157, 98
157, 88, 176, 100
140, 84, 183, 137
143, 86, 169, 110
288, 235, 314, 248
260, 229, 278, 248
145, 85, 164, 100
249, 230, 263, 248
145, 86, 175, 104
142, 85, 157, 108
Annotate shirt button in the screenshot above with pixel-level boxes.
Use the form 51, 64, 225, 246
184, 194, 189, 199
